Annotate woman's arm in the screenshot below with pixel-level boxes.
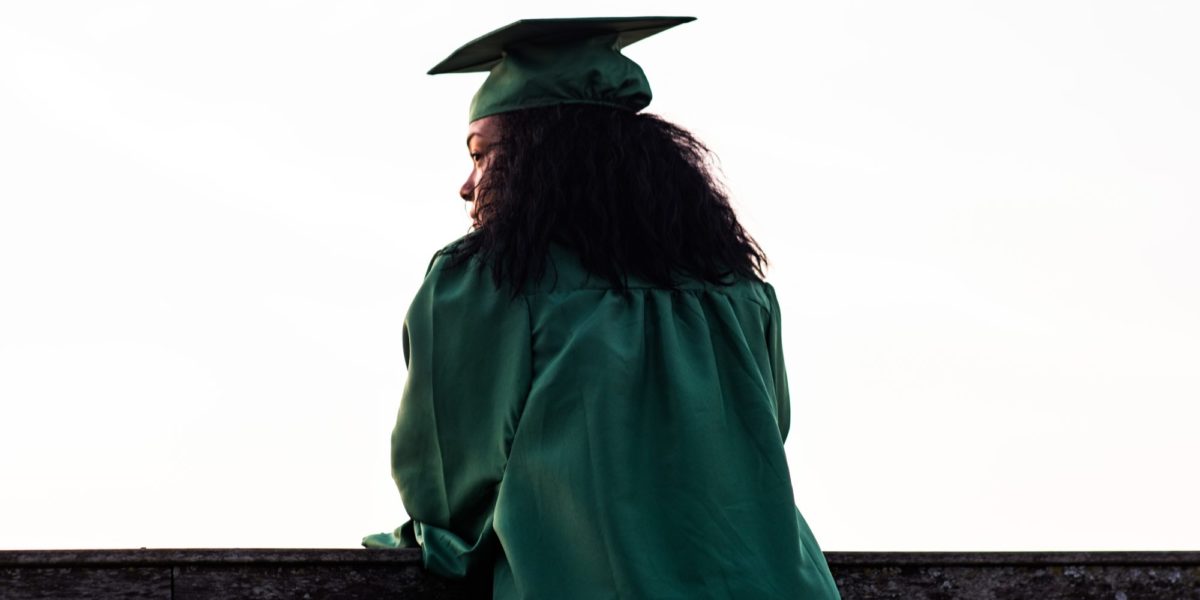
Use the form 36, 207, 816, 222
365, 249, 532, 579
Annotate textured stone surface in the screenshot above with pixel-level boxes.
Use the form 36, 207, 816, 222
829, 552, 1200, 600
0, 565, 169, 600
2, 549, 1198, 599
173, 564, 471, 600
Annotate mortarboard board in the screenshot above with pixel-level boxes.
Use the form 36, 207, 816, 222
429, 16, 696, 122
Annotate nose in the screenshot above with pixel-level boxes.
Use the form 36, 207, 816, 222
460, 171, 475, 201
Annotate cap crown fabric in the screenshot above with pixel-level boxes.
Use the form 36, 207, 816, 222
428, 17, 695, 122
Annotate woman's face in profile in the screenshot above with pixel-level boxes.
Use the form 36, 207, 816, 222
460, 115, 502, 226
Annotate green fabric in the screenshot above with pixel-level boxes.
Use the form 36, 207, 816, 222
469, 34, 651, 122
365, 241, 840, 600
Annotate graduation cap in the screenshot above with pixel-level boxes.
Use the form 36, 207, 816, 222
429, 16, 696, 122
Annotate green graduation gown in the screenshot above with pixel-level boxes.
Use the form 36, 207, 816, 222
365, 241, 840, 600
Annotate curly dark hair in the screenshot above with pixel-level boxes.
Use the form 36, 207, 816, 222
447, 104, 767, 293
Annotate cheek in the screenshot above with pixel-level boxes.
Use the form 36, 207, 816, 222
474, 165, 492, 191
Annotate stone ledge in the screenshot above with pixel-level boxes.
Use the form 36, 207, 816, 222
2, 549, 1198, 599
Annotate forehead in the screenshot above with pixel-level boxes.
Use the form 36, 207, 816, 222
466, 115, 502, 145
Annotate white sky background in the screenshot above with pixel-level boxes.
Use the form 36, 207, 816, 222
1, 1, 1197, 551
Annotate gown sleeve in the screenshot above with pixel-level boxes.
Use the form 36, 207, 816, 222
764, 283, 791, 442
362, 249, 532, 579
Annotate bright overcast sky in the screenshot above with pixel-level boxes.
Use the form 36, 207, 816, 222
1, 1, 1197, 551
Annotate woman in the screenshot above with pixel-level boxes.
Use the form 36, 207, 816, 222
366, 17, 841, 599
